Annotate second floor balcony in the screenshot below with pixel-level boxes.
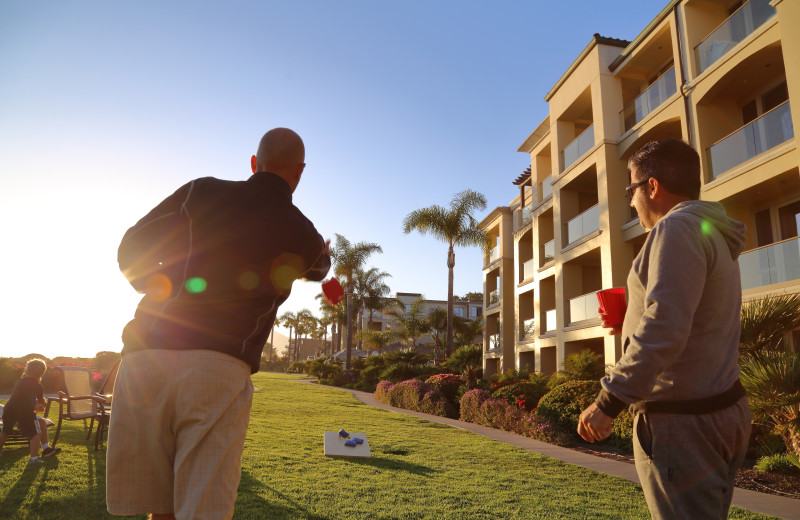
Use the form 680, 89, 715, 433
514, 203, 533, 231
566, 204, 600, 245
488, 289, 501, 307
561, 124, 594, 172
708, 101, 793, 179
522, 259, 534, 281
695, 0, 775, 74
569, 291, 600, 324
488, 245, 500, 264
739, 236, 800, 291
542, 239, 555, 265
522, 318, 535, 340
545, 309, 557, 333
540, 175, 553, 201
621, 67, 677, 133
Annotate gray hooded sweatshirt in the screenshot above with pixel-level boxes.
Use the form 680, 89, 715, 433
596, 200, 747, 417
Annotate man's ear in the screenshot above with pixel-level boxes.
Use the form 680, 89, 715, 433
295, 163, 306, 183
648, 177, 660, 199
251, 155, 257, 174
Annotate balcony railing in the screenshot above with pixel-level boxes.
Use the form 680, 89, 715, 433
569, 291, 601, 324
621, 67, 677, 133
540, 175, 553, 201
522, 258, 534, 281
542, 239, 555, 265
545, 309, 557, 333
514, 203, 533, 231
488, 334, 501, 351
488, 246, 500, 264
522, 318, 535, 340
708, 101, 793, 178
566, 204, 600, 244
695, 0, 775, 74
488, 289, 501, 307
739, 236, 800, 291
561, 124, 594, 172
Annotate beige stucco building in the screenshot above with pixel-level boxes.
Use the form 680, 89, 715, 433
480, 0, 799, 377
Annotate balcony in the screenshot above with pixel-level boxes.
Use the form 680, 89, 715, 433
542, 240, 555, 265
621, 67, 677, 133
561, 124, 594, 172
566, 204, 600, 244
739, 237, 800, 291
488, 334, 501, 351
514, 203, 533, 231
522, 318, 535, 340
488, 289, 501, 307
488, 246, 500, 264
545, 309, 557, 333
569, 291, 600, 324
522, 259, 534, 281
541, 175, 553, 201
695, 0, 775, 74
708, 101, 793, 179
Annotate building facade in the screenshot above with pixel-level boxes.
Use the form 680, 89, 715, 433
480, 0, 799, 377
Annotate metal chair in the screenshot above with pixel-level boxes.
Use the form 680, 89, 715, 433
92, 359, 120, 450
0, 404, 30, 447
47, 366, 110, 449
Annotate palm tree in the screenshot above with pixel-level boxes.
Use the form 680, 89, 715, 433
331, 234, 382, 369
355, 329, 397, 355
454, 315, 483, 349
387, 297, 429, 350
403, 189, 490, 357
266, 315, 281, 362
739, 294, 800, 464
295, 309, 316, 361
279, 311, 299, 362
444, 344, 483, 389
355, 267, 392, 349
426, 307, 448, 365
317, 293, 344, 357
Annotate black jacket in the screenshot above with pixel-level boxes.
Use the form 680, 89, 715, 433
119, 172, 330, 373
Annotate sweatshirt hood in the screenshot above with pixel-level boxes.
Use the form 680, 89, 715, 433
667, 200, 747, 259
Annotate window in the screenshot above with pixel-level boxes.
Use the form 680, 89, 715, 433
779, 200, 800, 240
754, 208, 773, 247
471, 307, 482, 318
741, 81, 788, 124
454, 307, 464, 317
405, 304, 411, 313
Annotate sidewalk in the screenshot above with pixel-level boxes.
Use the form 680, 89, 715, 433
344, 387, 800, 520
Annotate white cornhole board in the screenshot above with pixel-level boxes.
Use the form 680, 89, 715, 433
323, 431, 371, 458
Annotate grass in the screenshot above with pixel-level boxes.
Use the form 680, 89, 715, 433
0, 372, 779, 519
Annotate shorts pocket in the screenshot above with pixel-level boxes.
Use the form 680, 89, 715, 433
636, 413, 654, 460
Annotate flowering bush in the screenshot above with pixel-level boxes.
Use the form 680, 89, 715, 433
536, 380, 600, 431
375, 380, 394, 403
374, 379, 455, 418
419, 390, 455, 417
426, 373, 464, 403
479, 398, 526, 431
459, 389, 491, 423
491, 381, 548, 412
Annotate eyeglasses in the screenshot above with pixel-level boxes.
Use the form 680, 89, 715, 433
625, 178, 650, 199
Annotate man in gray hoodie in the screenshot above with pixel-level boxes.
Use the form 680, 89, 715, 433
577, 139, 751, 519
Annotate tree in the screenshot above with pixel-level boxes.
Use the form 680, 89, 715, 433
387, 297, 429, 350
355, 329, 397, 355
739, 294, 800, 466
354, 267, 392, 350
454, 315, 483, 349
331, 234, 382, 369
444, 344, 483, 389
295, 309, 316, 361
460, 292, 483, 303
426, 307, 448, 365
279, 311, 299, 362
403, 189, 490, 357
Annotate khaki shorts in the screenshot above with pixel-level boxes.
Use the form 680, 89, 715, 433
106, 349, 253, 520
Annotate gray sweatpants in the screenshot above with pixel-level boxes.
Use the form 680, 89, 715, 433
633, 398, 751, 520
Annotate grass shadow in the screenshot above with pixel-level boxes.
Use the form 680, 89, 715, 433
336, 455, 436, 476
236, 470, 328, 520
0, 455, 45, 517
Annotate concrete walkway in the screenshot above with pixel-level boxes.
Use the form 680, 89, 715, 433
343, 387, 800, 520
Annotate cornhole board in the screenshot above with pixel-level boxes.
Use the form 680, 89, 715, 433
323, 431, 371, 458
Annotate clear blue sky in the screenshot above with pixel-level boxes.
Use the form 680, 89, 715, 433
0, 0, 666, 358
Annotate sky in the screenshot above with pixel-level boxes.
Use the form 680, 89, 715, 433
0, 0, 667, 359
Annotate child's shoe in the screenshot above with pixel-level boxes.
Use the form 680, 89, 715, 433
28, 457, 43, 464
42, 446, 61, 458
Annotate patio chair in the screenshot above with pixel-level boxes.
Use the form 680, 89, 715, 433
92, 359, 120, 450
0, 403, 30, 448
47, 366, 110, 449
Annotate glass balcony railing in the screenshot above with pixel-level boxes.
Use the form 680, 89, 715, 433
561, 124, 594, 172
739, 237, 800, 290
522, 258, 534, 281
522, 318, 535, 340
545, 309, 557, 332
566, 204, 600, 244
542, 239, 555, 265
695, 0, 775, 74
708, 101, 793, 178
569, 291, 601, 324
489, 246, 500, 263
488, 289, 501, 307
514, 203, 533, 230
621, 67, 677, 132
540, 175, 553, 201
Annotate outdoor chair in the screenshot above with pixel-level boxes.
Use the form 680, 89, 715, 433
92, 359, 119, 450
46, 366, 111, 450
0, 403, 30, 447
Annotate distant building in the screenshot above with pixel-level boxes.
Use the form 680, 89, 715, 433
481, 0, 800, 377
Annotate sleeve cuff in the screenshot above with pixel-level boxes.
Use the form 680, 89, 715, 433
595, 388, 627, 418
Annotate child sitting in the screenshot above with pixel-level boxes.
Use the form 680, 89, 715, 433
0, 359, 61, 463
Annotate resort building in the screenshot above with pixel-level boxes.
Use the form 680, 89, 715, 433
480, 0, 799, 377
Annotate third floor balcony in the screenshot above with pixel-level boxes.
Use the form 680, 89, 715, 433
708, 101, 793, 179
569, 291, 600, 324
739, 236, 800, 291
561, 124, 594, 172
620, 67, 677, 133
566, 204, 600, 245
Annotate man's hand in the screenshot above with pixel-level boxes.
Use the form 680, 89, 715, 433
577, 403, 613, 443
599, 309, 622, 335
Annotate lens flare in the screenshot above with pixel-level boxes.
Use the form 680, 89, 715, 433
185, 277, 207, 293
145, 274, 172, 302
238, 271, 259, 290
701, 220, 712, 235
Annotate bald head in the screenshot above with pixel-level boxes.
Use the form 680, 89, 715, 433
251, 128, 306, 191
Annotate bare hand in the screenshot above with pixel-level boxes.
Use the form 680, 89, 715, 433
577, 403, 613, 443
598, 309, 622, 335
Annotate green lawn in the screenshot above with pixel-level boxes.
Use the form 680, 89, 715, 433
0, 372, 779, 519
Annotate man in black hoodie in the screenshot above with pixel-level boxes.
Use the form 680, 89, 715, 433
107, 128, 330, 520
577, 140, 750, 519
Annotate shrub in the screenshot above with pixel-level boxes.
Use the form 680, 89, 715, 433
426, 373, 464, 403
380, 363, 426, 383
419, 390, 456, 418
754, 453, 800, 474
479, 398, 526, 431
358, 365, 383, 390
537, 380, 601, 432
562, 350, 607, 381
609, 409, 634, 452
387, 379, 431, 410
308, 359, 341, 381
491, 381, 548, 412
375, 380, 394, 403
459, 389, 491, 423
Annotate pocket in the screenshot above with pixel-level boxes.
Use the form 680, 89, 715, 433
636, 413, 653, 460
